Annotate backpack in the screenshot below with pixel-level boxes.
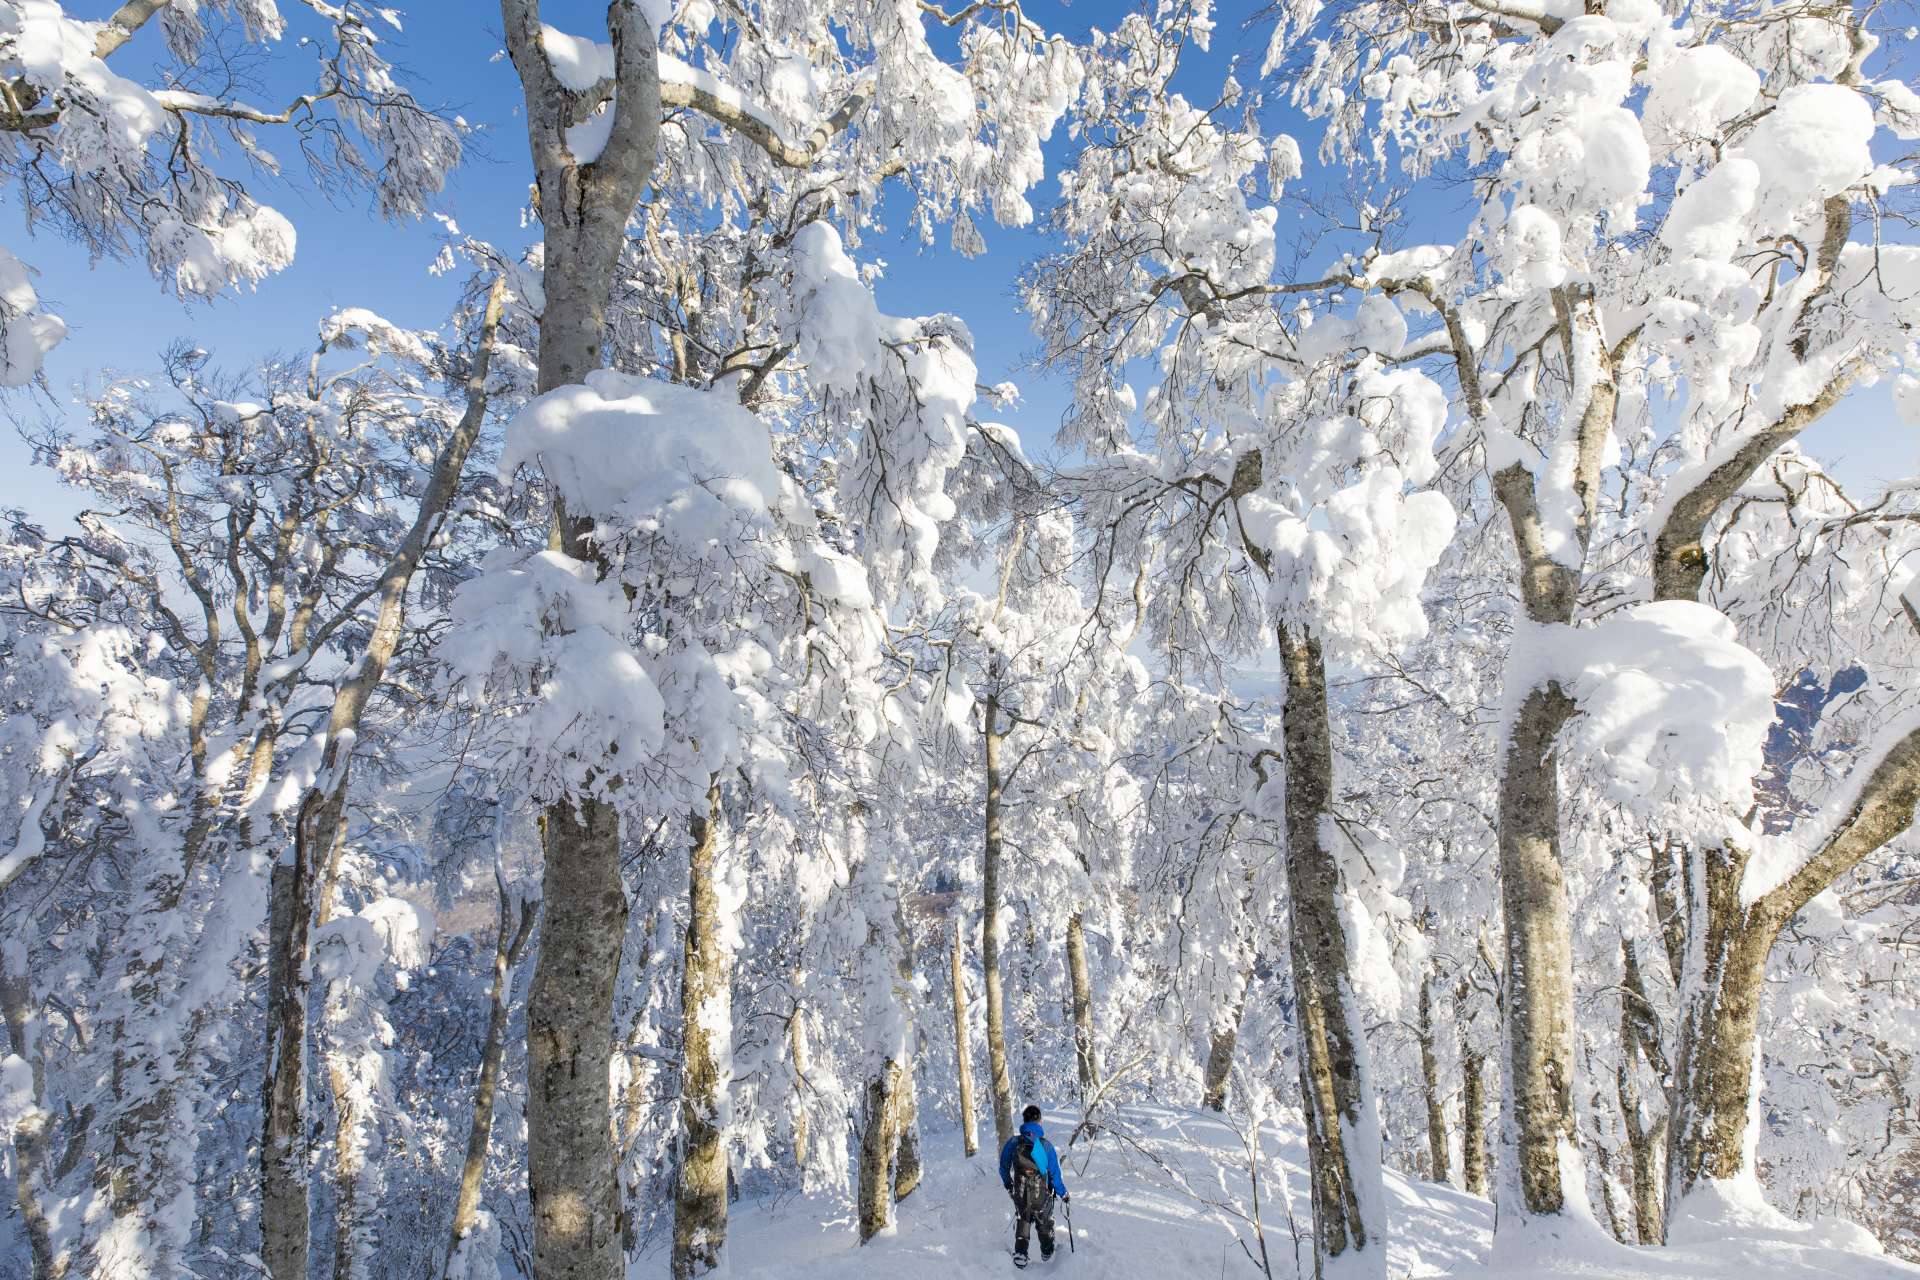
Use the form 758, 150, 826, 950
1011, 1134, 1051, 1218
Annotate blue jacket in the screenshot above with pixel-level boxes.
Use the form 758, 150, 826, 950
1000, 1122, 1067, 1198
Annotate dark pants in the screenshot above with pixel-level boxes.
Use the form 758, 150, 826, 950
1014, 1193, 1056, 1258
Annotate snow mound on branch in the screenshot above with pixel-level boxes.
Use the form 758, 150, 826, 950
539, 24, 613, 91
782, 221, 974, 598
1641, 45, 1760, 159
440, 549, 667, 804
787, 221, 886, 397
500, 368, 789, 532
1662, 159, 1759, 261
1511, 602, 1774, 825
0, 245, 64, 386
1730, 84, 1876, 234
1240, 468, 1455, 656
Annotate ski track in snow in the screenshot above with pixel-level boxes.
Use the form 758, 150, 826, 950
633, 1106, 1919, 1278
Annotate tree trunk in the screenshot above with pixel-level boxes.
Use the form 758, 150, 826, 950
895, 1056, 922, 1203
262, 808, 319, 1280
1461, 1044, 1488, 1197
673, 783, 729, 1279
950, 915, 978, 1157
1419, 978, 1449, 1186
1616, 941, 1664, 1244
1201, 974, 1246, 1113
1477, 291, 1619, 1235
529, 797, 630, 1279
499, 8, 663, 1276
856, 880, 916, 1241
1277, 624, 1386, 1279
1664, 838, 1779, 1205
856, 1060, 906, 1242
446, 881, 537, 1277
1066, 912, 1098, 1098
328, 1045, 369, 1280
790, 998, 813, 1172
982, 676, 1016, 1149
1494, 680, 1581, 1220
891, 919, 922, 1203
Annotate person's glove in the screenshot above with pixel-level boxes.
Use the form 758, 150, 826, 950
1061, 1193, 1071, 1204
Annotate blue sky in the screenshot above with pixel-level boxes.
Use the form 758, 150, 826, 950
3, 1, 1912, 530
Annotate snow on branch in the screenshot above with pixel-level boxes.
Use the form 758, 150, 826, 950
660, 56, 873, 170
1743, 708, 1920, 915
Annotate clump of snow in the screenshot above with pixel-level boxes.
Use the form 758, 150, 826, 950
787, 222, 886, 398
149, 202, 298, 297
1642, 45, 1760, 159
1661, 159, 1759, 260
539, 24, 613, 91
441, 549, 668, 805
0, 244, 64, 386
1501, 204, 1567, 289
1239, 465, 1456, 657
1509, 602, 1774, 829
781, 221, 974, 598
320, 307, 436, 366
1729, 84, 1876, 234
500, 368, 788, 531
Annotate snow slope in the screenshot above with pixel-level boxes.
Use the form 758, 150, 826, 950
656, 1106, 1920, 1279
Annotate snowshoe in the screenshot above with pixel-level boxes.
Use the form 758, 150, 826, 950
1013, 1251, 1029, 1269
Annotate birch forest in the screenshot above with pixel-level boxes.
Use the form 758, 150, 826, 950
1, 1, 1919, 1278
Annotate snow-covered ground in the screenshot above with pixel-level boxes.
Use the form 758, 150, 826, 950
667, 1107, 1920, 1279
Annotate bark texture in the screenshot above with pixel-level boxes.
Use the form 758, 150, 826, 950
856, 1061, 907, 1242
673, 783, 729, 1279
1494, 679, 1580, 1217
893, 921, 922, 1203
1616, 941, 1665, 1244
790, 998, 813, 1171
1461, 1043, 1487, 1198
530, 798, 631, 1278
894, 1056, 922, 1203
1277, 625, 1385, 1278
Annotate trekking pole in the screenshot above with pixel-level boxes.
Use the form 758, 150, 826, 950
1063, 1196, 1075, 1253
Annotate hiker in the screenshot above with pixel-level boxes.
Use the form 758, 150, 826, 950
999, 1104, 1069, 1267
